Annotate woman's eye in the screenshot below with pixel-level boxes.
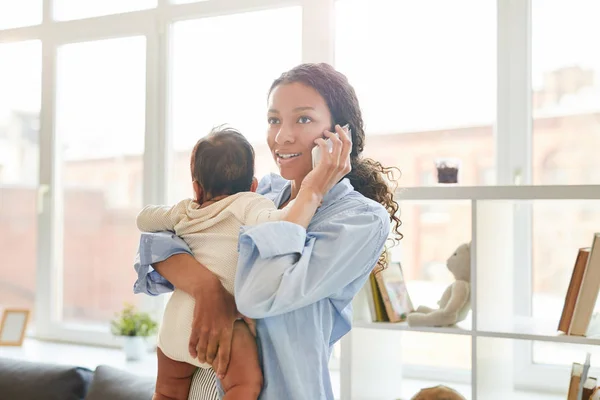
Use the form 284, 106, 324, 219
268, 117, 280, 124
297, 116, 312, 124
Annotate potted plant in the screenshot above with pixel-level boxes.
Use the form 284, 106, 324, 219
110, 303, 158, 361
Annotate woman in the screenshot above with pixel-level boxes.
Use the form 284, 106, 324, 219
134, 63, 402, 399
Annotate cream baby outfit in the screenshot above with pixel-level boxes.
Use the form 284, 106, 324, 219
136, 192, 287, 368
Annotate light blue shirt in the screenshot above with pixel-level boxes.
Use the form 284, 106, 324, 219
134, 174, 390, 400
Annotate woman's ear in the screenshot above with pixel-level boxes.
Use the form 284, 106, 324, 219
250, 177, 259, 193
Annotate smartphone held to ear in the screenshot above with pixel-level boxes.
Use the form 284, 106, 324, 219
311, 124, 350, 169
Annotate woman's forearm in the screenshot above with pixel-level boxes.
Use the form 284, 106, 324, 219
282, 188, 322, 228
153, 253, 220, 296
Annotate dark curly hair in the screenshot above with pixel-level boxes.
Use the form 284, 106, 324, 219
269, 63, 402, 271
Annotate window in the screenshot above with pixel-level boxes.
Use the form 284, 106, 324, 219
335, 0, 496, 188
53, 0, 157, 21
56, 37, 146, 325
0, 0, 42, 29
169, 7, 302, 203
532, 0, 600, 185
0, 41, 41, 321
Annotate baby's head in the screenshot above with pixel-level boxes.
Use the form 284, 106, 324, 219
411, 385, 466, 400
190, 126, 256, 204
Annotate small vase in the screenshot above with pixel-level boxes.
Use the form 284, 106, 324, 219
123, 336, 147, 361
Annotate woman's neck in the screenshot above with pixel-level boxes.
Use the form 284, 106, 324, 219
290, 180, 303, 202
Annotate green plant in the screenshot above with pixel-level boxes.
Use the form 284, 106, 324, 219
110, 303, 157, 337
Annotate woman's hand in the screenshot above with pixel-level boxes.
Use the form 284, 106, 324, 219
189, 277, 239, 379
302, 124, 352, 199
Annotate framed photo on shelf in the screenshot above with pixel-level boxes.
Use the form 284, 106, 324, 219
0, 308, 30, 346
374, 261, 414, 322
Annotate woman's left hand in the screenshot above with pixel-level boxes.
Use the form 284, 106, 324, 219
301, 124, 352, 199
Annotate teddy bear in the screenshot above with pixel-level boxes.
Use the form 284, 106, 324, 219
407, 242, 471, 327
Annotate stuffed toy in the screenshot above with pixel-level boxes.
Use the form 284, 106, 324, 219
410, 385, 466, 400
407, 242, 471, 327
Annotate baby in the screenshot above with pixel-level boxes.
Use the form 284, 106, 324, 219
137, 127, 290, 400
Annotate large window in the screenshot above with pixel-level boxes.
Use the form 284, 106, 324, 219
335, 0, 496, 188
169, 7, 302, 203
55, 37, 146, 325
0, 40, 41, 320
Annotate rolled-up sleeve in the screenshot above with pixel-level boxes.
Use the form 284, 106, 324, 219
133, 232, 193, 296
234, 205, 390, 318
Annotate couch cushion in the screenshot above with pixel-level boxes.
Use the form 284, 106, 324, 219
84, 365, 155, 400
0, 357, 93, 400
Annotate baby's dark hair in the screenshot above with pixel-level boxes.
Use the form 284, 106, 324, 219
190, 126, 254, 201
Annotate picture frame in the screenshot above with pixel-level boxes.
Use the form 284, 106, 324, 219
374, 261, 414, 322
0, 308, 30, 346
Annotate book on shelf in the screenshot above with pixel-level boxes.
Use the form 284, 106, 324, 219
559, 247, 591, 333
361, 261, 414, 323
558, 233, 600, 336
567, 353, 595, 400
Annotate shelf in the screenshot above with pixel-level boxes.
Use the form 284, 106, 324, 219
354, 317, 600, 346
478, 317, 600, 346
396, 184, 600, 201
353, 320, 472, 336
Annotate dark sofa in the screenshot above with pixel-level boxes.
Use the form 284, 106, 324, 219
0, 357, 154, 400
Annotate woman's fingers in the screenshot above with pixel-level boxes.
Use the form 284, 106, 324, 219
196, 327, 209, 363
215, 328, 233, 379
338, 125, 352, 174
205, 329, 220, 365
323, 129, 342, 168
188, 327, 200, 359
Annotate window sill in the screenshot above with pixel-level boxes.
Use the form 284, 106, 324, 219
0, 338, 157, 377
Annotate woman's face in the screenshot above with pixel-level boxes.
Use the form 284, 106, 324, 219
267, 82, 332, 182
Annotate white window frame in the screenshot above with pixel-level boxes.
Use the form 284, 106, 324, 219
0, 0, 578, 392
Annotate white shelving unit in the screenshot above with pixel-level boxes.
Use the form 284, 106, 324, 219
338, 184, 600, 400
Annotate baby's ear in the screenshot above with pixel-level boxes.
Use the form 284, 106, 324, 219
250, 177, 259, 193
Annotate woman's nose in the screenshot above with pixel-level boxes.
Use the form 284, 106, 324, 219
275, 124, 295, 144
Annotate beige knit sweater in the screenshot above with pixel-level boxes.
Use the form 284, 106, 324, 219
136, 192, 287, 368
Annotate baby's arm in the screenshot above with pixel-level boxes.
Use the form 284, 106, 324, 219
136, 199, 190, 233
245, 196, 293, 225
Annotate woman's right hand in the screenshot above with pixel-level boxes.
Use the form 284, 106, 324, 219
301, 124, 352, 198
189, 276, 239, 379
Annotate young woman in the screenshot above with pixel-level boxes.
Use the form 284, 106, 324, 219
134, 63, 402, 399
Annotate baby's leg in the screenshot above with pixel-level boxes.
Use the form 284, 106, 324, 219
220, 320, 263, 400
153, 347, 198, 400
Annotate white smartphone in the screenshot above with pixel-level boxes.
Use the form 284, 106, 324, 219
311, 124, 350, 169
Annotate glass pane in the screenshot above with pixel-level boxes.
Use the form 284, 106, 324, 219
335, 0, 496, 187
0, 0, 42, 29
53, 0, 156, 21
56, 37, 146, 324
532, 0, 600, 184
0, 41, 41, 320
170, 7, 301, 202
